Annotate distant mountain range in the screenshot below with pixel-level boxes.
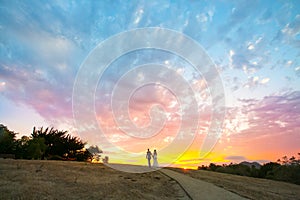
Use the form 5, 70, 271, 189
239, 161, 262, 169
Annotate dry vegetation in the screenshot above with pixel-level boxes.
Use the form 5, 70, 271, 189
170, 167, 300, 200
2, 159, 300, 200
0, 159, 188, 200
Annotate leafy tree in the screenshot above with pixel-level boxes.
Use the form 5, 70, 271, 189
31, 126, 90, 161
198, 165, 208, 170
0, 124, 17, 154
63, 134, 85, 159
87, 145, 103, 154
215, 163, 251, 176
272, 164, 300, 185
209, 163, 220, 171
259, 162, 280, 178
74, 149, 92, 161
88, 145, 103, 162
15, 136, 30, 159
203, 154, 300, 185
282, 155, 289, 165
31, 127, 66, 158
27, 137, 47, 159
250, 165, 260, 177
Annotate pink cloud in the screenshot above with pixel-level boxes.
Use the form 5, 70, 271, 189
223, 91, 300, 159
0, 63, 74, 120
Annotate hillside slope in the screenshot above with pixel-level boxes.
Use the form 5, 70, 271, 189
170, 168, 300, 200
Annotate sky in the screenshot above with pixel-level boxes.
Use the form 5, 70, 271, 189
0, 0, 300, 169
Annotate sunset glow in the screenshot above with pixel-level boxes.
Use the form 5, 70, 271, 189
0, 1, 299, 169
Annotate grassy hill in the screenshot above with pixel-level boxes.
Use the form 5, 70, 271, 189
170, 167, 300, 200
1, 159, 300, 200
0, 159, 187, 200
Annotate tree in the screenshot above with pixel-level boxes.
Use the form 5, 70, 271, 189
0, 124, 17, 154
0, 124, 93, 162
31, 127, 66, 158
64, 134, 85, 157
88, 145, 103, 162
259, 162, 281, 178
27, 137, 47, 160
31, 126, 90, 161
209, 163, 220, 171
15, 136, 30, 159
282, 156, 289, 165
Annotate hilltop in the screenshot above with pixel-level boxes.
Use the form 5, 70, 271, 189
1, 159, 300, 199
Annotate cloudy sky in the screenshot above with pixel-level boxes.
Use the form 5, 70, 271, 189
0, 0, 299, 168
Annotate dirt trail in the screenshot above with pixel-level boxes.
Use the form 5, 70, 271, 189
160, 169, 247, 200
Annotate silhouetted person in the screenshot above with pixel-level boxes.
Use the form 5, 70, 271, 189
153, 149, 158, 168
146, 148, 152, 167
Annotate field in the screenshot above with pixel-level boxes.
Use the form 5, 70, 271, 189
170, 167, 300, 200
0, 159, 187, 200
1, 159, 300, 200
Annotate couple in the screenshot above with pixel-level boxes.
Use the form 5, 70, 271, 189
146, 149, 158, 168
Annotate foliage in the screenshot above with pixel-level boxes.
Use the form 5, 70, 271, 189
87, 145, 103, 154
0, 124, 17, 154
0, 124, 93, 162
30, 126, 91, 161
208, 163, 220, 171
198, 165, 208, 170
88, 145, 103, 162
259, 162, 280, 178
27, 137, 47, 160
272, 164, 300, 185
216, 163, 251, 176
203, 154, 300, 185
15, 136, 30, 159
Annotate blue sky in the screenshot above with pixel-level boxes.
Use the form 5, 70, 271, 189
0, 0, 300, 167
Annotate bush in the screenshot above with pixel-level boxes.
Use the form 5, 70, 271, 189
215, 164, 251, 176
209, 163, 220, 171
273, 165, 300, 185
206, 157, 300, 185
0, 125, 17, 154
259, 162, 280, 178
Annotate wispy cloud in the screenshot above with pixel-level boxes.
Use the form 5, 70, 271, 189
225, 155, 247, 161
1, 1, 300, 166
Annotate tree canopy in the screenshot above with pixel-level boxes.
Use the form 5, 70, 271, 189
201, 154, 300, 185
1, 124, 92, 161
0, 124, 17, 154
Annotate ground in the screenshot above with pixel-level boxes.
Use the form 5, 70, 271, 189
170, 167, 300, 200
1, 159, 300, 200
0, 159, 187, 200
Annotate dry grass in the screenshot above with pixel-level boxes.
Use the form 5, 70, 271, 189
0, 159, 188, 200
4, 159, 299, 200
170, 168, 300, 200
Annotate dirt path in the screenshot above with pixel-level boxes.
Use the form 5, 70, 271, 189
160, 169, 247, 200
170, 168, 300, 200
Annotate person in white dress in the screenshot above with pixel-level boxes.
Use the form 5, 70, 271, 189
153, 149, 158, 168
